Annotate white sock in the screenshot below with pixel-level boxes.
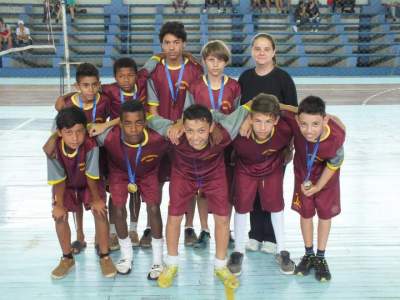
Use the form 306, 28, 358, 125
152, 237, 163, 265
271, 210, 285, 253
165, 255, 179, 266
130, 222, 137, 232
234, 212, 247, 254
118, 237, 133, 260
110, 224, 116, 235
201, 228, 210, 233
214, 257, 227, 269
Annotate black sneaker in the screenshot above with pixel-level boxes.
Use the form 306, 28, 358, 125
228, 231, 235, 249
294, 254, 315, 276
227, 251, 244, 276
184, 228, 197, 246
139, 228, 152, 248
314, 256, 331, 282
194, 230, 210, 248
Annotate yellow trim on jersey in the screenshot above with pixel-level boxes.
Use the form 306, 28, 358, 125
279, 104, 298, 113
161, 57, 189, 70
146, 113, 154, 121
202, 75, 229, 89
61, 140, 78, 158
123, 128, 149, 148
121, 84, 137, 96
242, 103, 252, 111
319, 125, 331, 142
71, 93, 101, 110
251, 126, 275, 144
48, 177, 67, 185
151, 55, 162, 62
327, 160, 342, 171
147, 101, 160, 106
85, 172, 100, 180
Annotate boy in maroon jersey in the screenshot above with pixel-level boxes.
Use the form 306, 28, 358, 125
184, 40, 240, 248
51, 62, 111, 255
95, 101, 169, 279
147, 104, 251, 290
227, 94, 296, 276
46, 107, 116, 279
280, 96, 345, 282
145, 21, 203, 246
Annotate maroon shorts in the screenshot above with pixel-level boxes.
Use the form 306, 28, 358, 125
291, 176, 341, 219
53, 182, 106, 212
233, 167, 285, 214
158, 147, 172, 183
169, 171, 230, 216
109, 173, 161, 208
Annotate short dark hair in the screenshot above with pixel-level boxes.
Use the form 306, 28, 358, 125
298, 96, 326, 116
75, 62, 99, 83
56, 106, 87, 130
159, 21, 187, 43
251, 93, 281, 118
120, 100, 146, 121
113, 57, 138, 77
183, 104, 212, 125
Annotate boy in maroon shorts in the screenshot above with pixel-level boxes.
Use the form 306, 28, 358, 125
95, 101, 169, 279
227, 94, 295, 276
51, 62, 111, 255
280, 96, 346, 282
46, 107, 116, 279
144, 21, 203, 246
147, 103, 250, 290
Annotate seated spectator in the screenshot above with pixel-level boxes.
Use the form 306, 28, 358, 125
16, 20, 32, 47
0, 18, 12, 50
382, 0, 400, 22
67, 0, 76, 23
203, 0, 232, 14
307, 0, 320, 32
293, 1, 308, 32
43, 0, 61, 24
172, 0, 188, 14
251, 0, 271, 12
333, 0, 355, 13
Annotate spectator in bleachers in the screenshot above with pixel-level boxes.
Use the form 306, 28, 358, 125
203, 0, 232, 14
0, 18, 12, 50
43, 0, 61, 24
251, 0, 271, 12
67, 0, 76, 23
332, 0, 355, 13
382, 0, 400, 22
172, 0, 188, 14
15, 20, 32, 47
307, 0, 320, 32
293, 1, 308, 32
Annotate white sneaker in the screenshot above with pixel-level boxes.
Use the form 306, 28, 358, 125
245, 239, 260, 252
260, 241, 277, 254
147, 263, 164, 280
116, 258, 132, 275
292, 25, 298, 32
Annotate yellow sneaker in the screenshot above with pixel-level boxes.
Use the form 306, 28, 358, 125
215, 266, 239, 289
157, 265, 178, 288
51, 257, 75, 279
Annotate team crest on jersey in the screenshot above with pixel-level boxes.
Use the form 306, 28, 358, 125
221, 100, 232, 112
141, 154, 158, 163
177, 81, 189, 90
262, 149, 277, 156
293, 193, 301, 208
79, 162, 86, 171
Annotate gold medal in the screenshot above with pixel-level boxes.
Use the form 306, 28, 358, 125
303, 180, 312, 190
127, 183, 138, 193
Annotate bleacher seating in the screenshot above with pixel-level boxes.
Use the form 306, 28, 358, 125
0, 0, 399, 77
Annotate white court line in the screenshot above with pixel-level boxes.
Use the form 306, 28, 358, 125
362, 88, 400, 105
10, 118, 35, 131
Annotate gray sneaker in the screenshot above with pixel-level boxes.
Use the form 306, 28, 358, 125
227, 251, 244, 276
275, 250, 295, 275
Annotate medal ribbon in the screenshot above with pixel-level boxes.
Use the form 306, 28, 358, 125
122, 139, 142, 185
206, 75, 225, 110
79, 95, 97, 123
305, 136, 320, 182
119, 88, 137, 104
164, 61, 185, 103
